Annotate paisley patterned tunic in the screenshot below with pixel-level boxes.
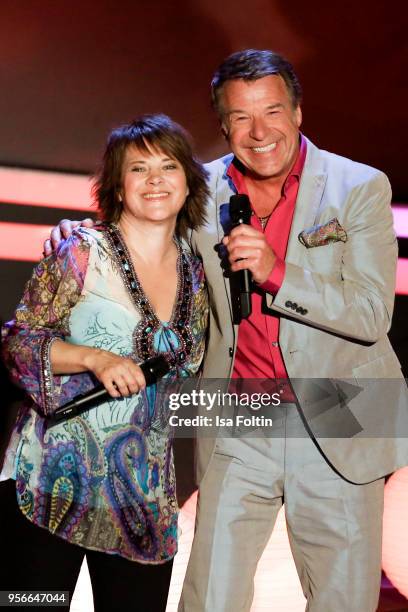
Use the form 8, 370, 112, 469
1, 225, 208, 564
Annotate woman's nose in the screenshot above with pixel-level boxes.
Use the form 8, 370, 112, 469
147, 169, 164, 184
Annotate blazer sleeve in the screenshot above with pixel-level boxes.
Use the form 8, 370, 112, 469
268, 171, 397, 343
1, 230, 94, 416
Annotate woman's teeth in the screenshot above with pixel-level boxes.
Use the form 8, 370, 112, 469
143, 192, 169, 199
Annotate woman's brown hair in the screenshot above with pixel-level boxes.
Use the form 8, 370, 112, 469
93, 114, 208, 238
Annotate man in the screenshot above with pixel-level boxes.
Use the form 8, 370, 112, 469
45, 50, 406, 611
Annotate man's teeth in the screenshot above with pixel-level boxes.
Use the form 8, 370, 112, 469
252, 143, 277, 153
143, 192, 169, 199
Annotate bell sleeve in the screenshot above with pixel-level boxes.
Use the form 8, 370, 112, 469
1, 230, 94, 416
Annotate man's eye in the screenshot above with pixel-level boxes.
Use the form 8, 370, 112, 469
234, 116, 248, 122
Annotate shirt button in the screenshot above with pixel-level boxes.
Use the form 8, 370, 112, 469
271, 342, 279, 347
229, 347, 233, 357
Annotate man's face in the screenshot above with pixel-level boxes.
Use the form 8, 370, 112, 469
220, 75, 302, 181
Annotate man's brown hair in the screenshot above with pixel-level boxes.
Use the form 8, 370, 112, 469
211, 49, 302, 117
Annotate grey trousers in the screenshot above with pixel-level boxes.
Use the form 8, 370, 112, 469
179, 406, 384, 612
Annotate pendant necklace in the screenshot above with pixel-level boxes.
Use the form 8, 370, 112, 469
258, 213, 272, 230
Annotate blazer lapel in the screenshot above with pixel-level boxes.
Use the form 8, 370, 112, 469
215, 157, 237, 321
285, 138, 327, 265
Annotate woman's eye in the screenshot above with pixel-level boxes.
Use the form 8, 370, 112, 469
164, 163, 178, 170
131, 166, 145, 172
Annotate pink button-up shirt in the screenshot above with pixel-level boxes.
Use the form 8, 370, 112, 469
228, 135, 307, 382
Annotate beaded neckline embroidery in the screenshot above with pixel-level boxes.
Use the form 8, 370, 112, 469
103, 224, 194, 371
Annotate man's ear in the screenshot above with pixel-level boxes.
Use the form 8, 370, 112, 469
221, 122, 229, 141
295, 105, 302, 128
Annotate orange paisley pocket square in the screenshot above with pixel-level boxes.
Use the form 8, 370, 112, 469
298, 218, 347, 248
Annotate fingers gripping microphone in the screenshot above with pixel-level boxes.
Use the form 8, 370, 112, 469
49, 355, 170, 423
229, 194, 252, 319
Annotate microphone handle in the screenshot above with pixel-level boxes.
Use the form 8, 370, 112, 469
53, 385, 107, 421
240, 271, 252, 319
229, 194, 253, 320
50, 356, 169, 424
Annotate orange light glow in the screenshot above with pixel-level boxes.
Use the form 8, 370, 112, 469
396, 258, 408, 295
393, 205, 408, 238
0, 222, 53, 262
0, 167, 95, 211
383, 468, 408, 599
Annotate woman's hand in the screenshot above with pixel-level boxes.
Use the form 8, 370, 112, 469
50, 340, 146, 398
43, 218, 95, 256
84, 348, 146, 398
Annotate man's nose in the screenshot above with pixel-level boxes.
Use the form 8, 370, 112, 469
249, 117, 267, 140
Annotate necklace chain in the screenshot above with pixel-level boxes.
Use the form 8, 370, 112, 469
257, 213, 272, 230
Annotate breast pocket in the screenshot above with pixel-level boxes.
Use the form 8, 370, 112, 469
304, 241, 345, 277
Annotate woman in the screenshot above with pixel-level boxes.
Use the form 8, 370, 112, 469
1, 114, 209, 611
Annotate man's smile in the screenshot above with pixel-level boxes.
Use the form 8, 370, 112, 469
251, 142, 278, 153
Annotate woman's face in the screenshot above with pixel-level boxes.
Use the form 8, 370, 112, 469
119, 145, 189, 226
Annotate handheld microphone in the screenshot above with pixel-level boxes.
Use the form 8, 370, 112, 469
49, 355, 170, 423
229, 194, 252, 319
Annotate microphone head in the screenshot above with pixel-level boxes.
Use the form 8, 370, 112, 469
140, 355, 170, 385
229, 194, 252, 225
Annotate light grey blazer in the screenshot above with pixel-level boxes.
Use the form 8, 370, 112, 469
191, 136, 408, 485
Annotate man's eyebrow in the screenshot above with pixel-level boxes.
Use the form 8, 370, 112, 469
266, 103, 284, 110
227, 102, 284, 115
228, 109, 249, 115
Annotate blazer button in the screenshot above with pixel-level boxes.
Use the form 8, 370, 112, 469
302, 308, 308, 315
229, 347, 233, 357
296, 307, 303, 313
292, 303, 298, 309
285, 300, 292, 308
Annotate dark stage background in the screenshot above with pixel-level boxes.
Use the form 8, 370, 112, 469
0, 0, 407, 195
0, 3, 407, 608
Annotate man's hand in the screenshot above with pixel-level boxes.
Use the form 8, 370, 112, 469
43, 218, 95, 256
222, 225, 277, 285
